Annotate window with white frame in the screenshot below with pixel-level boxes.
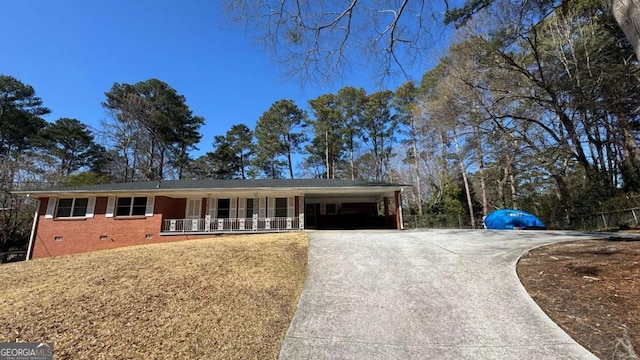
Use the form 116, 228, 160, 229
275, 198, 288, 217
186, 198, 201, 219
116, 197, 147, 216
56, 198, 89, 217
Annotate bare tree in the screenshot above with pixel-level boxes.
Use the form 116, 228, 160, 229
224, 0, 638, 85
224, 0, 442, 83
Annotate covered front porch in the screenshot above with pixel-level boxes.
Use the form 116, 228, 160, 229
162, 217, 301, 234
159, 194, 306, 235
158, 186, 404, 235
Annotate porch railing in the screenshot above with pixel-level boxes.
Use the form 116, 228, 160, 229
161, 217, 301, 233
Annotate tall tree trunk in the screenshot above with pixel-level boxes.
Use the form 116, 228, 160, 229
331, 157, 336, 179
609, 0, 640, 62
504, 144, 518, 209
122, 131, 133, 182
412, 140, 423, 216
618, 113, 640, 188
509, 167, 518, 209
373, 138, 381, 182
148, 137, 156, 181
438, 131, 448, 170
454, 134, 476, 228
460, 160, 476, 228
130, 148, 137, 182
604, 119, 619, 187
590, 116, 608, 180
558, 111, 591, 172
325, 129, 330, 179
240, 152, 246, 179
287, 147, 294, 179
158, 148, 165, 180
474, 126, 488, 216
497, 177, 505, 208
349, 140, 355, 180
177, 144, 187, 180
552, 172, 573, 221
618, 114, 640, 165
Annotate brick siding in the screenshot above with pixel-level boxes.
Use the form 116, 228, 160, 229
31, 196, 217, 259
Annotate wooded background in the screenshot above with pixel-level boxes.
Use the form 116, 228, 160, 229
2, 0, 639, 250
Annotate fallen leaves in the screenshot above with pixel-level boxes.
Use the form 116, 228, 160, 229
518, 239, 640, 360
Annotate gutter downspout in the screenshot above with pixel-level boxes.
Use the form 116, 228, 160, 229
26, 197, 40, 261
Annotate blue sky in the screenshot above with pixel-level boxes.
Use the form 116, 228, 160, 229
1, 1, 451, 156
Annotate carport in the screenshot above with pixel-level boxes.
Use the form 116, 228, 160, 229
302, 183, 407, 230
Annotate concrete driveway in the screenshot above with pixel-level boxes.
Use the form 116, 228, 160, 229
279, 229, 623, 359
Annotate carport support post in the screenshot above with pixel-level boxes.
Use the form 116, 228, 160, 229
395, 190, 404, 230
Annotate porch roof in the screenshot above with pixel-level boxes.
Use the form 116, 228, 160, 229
15, 179, 411, 199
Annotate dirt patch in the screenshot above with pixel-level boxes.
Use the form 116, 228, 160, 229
518, 239, 640, 359
0, 233, 308, 359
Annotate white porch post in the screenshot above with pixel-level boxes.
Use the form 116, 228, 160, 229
239, 197, 246, 230
252, 196, 259, 231
204, 196, 211, 232
298, 195, 305, 229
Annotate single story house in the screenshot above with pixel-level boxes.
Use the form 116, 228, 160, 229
15, 179, 409, 259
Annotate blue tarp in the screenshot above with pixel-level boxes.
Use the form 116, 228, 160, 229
483, 209, 546, 230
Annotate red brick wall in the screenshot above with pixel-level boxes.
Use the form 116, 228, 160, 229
156, 196, 186, 221
31, 196, 218, 259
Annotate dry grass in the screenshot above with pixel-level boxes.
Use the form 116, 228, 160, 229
0, 233, 308, 359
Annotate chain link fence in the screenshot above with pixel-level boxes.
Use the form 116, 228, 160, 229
404, 208, 640, 231
546, 207, 640, 231
403, 214, 475, 229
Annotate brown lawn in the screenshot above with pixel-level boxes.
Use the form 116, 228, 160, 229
518, 238, 640, 360
0, 233, 308, 359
